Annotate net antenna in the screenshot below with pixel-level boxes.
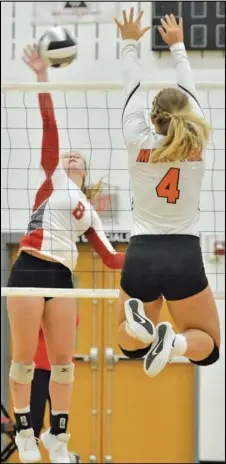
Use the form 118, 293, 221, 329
32, 2, 120, 25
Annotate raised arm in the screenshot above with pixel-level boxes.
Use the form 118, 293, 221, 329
23, 44, 59, 177
159, 15, 204, 118
84, 207, 125, 270
121, 41, 150, 147
114, 8, 151, 147
38, 89, 59, 177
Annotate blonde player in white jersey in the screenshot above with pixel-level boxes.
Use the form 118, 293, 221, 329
114, 9, 221, 377
7, 44, 124, 463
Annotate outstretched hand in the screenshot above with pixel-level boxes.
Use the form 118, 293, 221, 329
158, 14, 184, 47
114, 7, 151, 41
22, 43, 48, 75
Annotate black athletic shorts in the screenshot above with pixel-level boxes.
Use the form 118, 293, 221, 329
8, 251, 73, 302
120, 235, 208, 302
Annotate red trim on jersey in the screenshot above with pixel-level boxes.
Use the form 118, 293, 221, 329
39, 94, 59, 177
20, 229, 44, 251
20, 94, 59, 251
32, 94, 59, 213
33, 178, 54, 213
85, 227, 125, 269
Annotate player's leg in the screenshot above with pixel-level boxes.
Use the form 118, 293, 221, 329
144, 235, 221, 377
30, 369, 51, 439
46, 386, 82, 464
7, 252, 45, 462
7, 254, 45, 413
41, 297, 77, 463
118, 235, 163, 359
7, 295, 44, 462
118, 288, 163, 356
7, 296, 44, 410
167, 286, 220, 362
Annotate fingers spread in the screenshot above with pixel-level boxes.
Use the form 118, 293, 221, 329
129, 7, 134, 23
114, 17, 122, 28
22, 55, 30, 65
158, 25, 166, 37
170, 14, 177, 26
164, 14, 174, 27
23, 46, 31, 58
160, 18, 169, 32
140, 26, 151, 38
27, 44, 34, 56
135, 10, 144, 25
122, 10, 128, 24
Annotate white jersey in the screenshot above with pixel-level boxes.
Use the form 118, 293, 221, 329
20, 94, 124, 271
121, 40, 205, 237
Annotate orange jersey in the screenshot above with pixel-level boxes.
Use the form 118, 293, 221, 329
121, 40, 205, 237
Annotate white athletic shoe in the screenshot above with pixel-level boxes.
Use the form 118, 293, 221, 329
144, 322, 175, 377
69, 451, 82, 463
41, 429, 71, 463
125, 298, 156, 344
15, 428, 41, 463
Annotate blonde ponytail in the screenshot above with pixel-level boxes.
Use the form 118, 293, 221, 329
150, 88, 210, 163
82, 179, 104, 202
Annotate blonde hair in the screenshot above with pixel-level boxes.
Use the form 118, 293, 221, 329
81, 158, 104, 202
82, 177, 104, 202
61, 151, 104, 202
150, 88, 210, 163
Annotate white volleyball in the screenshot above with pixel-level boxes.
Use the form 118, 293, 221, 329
38, 26, 78, 68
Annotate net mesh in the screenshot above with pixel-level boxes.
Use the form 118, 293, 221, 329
1, 84, 225, 297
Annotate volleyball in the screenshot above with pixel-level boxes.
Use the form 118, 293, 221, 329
38, 26, 78, 68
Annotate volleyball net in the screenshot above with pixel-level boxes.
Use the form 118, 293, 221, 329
1, 81, 225, 300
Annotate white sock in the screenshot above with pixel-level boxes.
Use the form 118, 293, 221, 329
171, 334, 187, 357
14, 406, 30, 414
51, 410, 69, 415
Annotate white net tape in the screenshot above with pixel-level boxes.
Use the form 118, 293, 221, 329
1, 288, 225, 299
1, 82, 225, 299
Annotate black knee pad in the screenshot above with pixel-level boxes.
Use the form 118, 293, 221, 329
119, 344, 152, 359
190, 343, 219, 366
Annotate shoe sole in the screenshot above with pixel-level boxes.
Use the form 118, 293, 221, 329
40, 432, 70, 464
15, 438, 41, 463
144, 323, 174, 377
17, 451, 41, 464
19, 457, 41, 464
125, 299, 156, 344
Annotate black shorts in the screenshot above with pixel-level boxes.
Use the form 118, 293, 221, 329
8, 251, 73, 301
120, 235, 208, 302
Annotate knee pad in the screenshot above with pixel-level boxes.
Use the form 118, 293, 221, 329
9, 361, 35, 384
51, 363, 75, 383
119, 344, 152, 359
190, 343, 220, 366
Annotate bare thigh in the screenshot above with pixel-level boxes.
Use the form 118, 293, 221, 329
7, 296, 44, 363
118, 288, 163, 326
42, 297, 78, 365
166, 286, 221, 347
